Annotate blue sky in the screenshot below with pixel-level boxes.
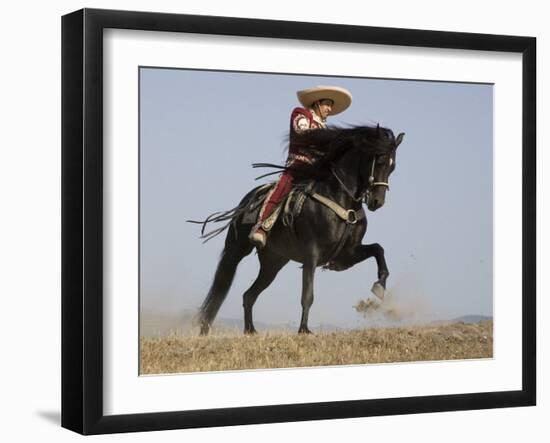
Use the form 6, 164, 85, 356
139, 67, 493, 329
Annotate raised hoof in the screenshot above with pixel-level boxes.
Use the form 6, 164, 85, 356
371, 282, 385, 300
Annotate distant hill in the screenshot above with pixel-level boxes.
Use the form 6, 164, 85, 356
451, 315, 493, 324
140, 309, 493, 337
430, 314, 493, 326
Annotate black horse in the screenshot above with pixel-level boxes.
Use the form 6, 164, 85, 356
191, 125, 404, 335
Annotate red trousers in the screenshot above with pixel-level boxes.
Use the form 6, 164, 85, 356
258, 172, 294, 224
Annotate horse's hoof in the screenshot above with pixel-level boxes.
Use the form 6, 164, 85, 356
244, 328, 257, 335
371, 282, 385, 300
298, 327, 312, 334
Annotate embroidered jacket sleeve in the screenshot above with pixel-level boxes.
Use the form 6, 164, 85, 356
288, 107, 326, 166
292, 111, 313, 134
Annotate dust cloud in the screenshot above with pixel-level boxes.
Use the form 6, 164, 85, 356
354, 278, 436, 328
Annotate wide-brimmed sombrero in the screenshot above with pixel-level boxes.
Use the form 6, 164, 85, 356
297, 85, 352, 115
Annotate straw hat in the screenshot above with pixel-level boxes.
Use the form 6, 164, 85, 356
297, 85, 352, 115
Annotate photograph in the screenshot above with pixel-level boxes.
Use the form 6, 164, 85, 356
58, 5, 537, 436
138, 67, 494, 375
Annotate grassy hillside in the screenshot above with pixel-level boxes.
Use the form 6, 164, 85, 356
140, 320, 492, 375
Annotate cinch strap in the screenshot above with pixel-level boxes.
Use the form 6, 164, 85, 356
309, 192, 365, 224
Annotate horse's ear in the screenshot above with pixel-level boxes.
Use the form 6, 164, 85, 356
376, 123, 380, 136
395, 132, 405, 148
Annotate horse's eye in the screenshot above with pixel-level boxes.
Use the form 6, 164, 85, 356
389, 158, 393, 167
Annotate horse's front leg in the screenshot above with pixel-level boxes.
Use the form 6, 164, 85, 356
298, 264, 316, 334
329, 243, 389, 300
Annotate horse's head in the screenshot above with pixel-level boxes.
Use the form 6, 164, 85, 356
289, 124, 404, 210
352, 126, 404, 211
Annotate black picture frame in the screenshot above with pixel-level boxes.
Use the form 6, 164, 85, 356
61, 8, 536, 435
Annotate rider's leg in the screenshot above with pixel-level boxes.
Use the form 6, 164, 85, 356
249, 172, 294, 248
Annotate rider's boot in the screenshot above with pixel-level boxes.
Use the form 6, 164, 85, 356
249, 186, 274, 249
248, 173, 293, 249
248, 223, 267, 249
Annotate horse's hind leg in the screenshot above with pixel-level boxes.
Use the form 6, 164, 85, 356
243, 253, 289, 334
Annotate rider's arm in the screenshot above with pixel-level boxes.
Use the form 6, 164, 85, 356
292, 112, 312, 134
290, 110, 327, 159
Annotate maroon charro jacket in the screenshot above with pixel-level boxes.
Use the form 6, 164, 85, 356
287, 107, 326, 167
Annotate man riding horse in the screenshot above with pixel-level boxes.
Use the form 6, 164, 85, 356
191, 89, 404, 335
248, 85, 353, 249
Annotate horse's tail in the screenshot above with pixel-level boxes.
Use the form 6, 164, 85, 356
198, 226, 251, 335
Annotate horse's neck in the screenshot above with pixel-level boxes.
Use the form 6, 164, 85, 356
315, 152, 363, 209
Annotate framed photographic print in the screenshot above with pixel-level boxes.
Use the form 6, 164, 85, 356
61, 8, 536, 435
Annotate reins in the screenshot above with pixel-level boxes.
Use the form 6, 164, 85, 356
330, 167, 364, 203
331, 155, 390, 205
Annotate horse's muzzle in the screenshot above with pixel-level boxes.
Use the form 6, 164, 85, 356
368, 197, 385, 211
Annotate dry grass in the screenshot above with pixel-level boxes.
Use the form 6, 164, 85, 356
140, 320, 493, 375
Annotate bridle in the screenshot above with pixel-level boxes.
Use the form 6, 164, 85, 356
365, 156, 390, 204
331, 155, 390, 205
367, 156, 390, 190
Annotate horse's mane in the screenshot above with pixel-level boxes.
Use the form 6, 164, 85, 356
286, 124, 394, 179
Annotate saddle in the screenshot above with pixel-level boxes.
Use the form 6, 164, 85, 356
241, 181, 366, 267
241, 182, 314, 233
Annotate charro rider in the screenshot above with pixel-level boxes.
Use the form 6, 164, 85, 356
249, 85, 353, 249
